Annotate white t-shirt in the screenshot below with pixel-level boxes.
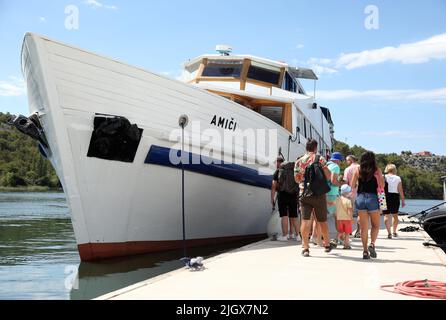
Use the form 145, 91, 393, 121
385, 174, 401, 193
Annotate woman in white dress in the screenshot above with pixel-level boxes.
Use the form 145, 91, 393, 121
383, 164, 406, 238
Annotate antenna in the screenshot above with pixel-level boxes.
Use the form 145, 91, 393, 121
216, 45, 232, 56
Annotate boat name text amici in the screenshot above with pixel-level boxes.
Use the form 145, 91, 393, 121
210, 115, 237, 132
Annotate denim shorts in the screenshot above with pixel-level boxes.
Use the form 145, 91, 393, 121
355, 193, 379, 213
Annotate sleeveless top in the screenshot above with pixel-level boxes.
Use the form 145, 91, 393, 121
358, 175, 378, 194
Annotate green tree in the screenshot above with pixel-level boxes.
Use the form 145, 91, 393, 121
0, 112, 61, 190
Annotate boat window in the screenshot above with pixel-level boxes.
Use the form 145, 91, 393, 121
295, 111, 302, 134
284, 72, 297, 93
87, 115, 143, 163
303, 118, 307, 138
258, 106, 283, 126
247, 61, 281, 85
202, 60, 243, 77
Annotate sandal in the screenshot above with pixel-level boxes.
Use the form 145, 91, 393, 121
363, 251, 370, 259
368, 244, 377, 258
393, 233, 398, 238
343, 245, 352, 250
302, 248, 310, 257
387, 234, 392, 239
325, 242, 336, 253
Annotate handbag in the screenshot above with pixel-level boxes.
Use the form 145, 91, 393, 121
375, 171, 387, 211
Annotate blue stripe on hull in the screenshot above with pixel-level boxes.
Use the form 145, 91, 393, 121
144, 145, 272, 189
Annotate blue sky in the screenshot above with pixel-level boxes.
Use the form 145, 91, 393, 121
1, 0, 445, 155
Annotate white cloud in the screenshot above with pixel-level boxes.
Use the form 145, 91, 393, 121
0, 76, 26, 97
308, 58, 333, 65
84, 0, 118, 10
297, 33, 446, 75
311, 65, 338, 75
39, 17, 46, 23
296, 44, 305, 49
317, 87, 446, 104
291, 58, 338, 76
336, 33, 446, 69
360, 131, 438, 139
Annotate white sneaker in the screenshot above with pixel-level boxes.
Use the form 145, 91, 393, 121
277, 235, 288, 242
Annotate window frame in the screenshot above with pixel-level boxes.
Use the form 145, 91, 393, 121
194, 58, 285, 89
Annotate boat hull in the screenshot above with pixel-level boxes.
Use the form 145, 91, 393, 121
21, 33, 314, 260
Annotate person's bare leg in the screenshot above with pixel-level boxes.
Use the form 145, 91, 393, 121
319, 221, 330, 247
334, 215, 340, 243
354, 214, 361, 236
392, 213, 399, 234
311, 219, 318, 243
281, 216, 289, 237
291, 218, 300, 240
309, 213, 314, 236
301, 219, 312, 250
359, 211, 369, 252
344, 232, 350, 247
370, 211, 381, 245
384, 214, 391, 235
289, 218, 295, 237
316, 222, 323, 246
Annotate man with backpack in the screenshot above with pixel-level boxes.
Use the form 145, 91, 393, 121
271, 156, 300, 242
294, 139, 335, 257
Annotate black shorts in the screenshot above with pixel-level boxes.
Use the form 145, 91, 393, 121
382, 193, 400, 214
278, 192, 299, 218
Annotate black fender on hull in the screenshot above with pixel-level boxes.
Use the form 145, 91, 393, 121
8, 114, 50, 151
422, 208, 446, 247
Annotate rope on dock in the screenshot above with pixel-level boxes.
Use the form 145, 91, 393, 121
381, 280, 446, 299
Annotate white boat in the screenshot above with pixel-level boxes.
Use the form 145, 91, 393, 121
13, 34, 334, 261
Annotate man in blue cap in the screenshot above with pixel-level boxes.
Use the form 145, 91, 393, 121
326, 152, 344, 232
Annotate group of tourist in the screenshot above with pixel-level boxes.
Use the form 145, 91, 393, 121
271, 138, 406, 260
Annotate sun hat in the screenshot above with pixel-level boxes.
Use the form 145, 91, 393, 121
341, 184, 352, 194
330, 152, 344, 161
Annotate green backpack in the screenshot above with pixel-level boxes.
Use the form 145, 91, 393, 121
278, 162, 299, 194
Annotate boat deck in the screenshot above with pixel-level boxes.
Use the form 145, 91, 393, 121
97, 219, 446, 300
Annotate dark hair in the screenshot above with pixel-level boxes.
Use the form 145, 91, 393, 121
306, 139, 318, 152
276, 156, 284, 163
359, 151, 377, 181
